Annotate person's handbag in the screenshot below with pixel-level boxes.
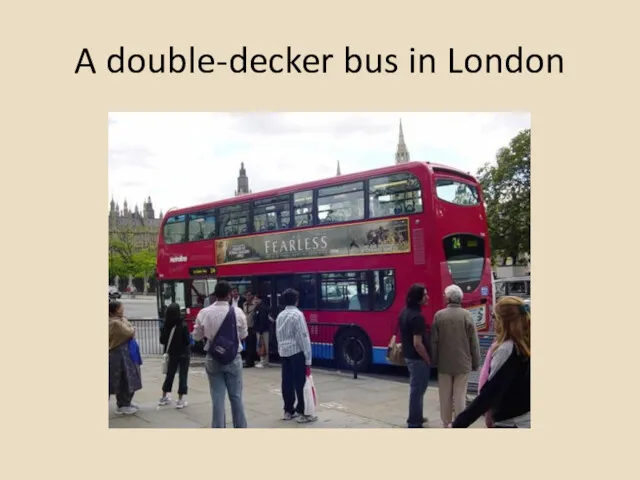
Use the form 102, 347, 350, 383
303, 372, 318, 416
161, 326, 177, 374
128, 338, 143, 366
386, 321, 405, 366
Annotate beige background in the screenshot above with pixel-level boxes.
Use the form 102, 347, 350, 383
4, 0, 639, 476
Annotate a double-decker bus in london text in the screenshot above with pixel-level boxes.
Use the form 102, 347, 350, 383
155, 161, 493, 371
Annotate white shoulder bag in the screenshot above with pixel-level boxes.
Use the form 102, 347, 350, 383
161, 326, 177, 374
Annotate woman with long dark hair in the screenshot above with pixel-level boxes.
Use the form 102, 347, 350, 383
449, 296, 530, 428
399, 283, 432, 428
158, 303, 192, 408
109, 301, 142, 415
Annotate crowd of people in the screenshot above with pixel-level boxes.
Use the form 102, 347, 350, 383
108, 280, 530, 428
398, 283, 530, 428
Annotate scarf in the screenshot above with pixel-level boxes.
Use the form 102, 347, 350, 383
109, 315, 135, 351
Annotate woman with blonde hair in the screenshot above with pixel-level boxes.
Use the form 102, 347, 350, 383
449, 296, 530, 428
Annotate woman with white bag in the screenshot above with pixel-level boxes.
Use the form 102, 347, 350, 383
158, 303, 192, 408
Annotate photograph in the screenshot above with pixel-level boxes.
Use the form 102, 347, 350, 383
108, 112, 531, 429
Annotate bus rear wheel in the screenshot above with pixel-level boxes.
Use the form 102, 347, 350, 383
335, 329, 372, 372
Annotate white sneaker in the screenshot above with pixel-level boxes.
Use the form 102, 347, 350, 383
130, 401, 140, 409
283, 412, 299, 421
296, 414, 318, 424
255, 364, 264, 368
115, 406, 137, 415
158, 395, 172, 406
176, 398, 188, 409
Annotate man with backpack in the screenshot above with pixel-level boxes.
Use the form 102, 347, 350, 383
192, 280, 248, 428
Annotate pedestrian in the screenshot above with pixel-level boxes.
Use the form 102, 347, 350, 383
448, 296, 531, 428
242, 291, 258, 368
230, 287, 246, 309
399, 283, 432, 428
192, 280, 248, 428
109, 301, 142, 415
430, 284, 481, 427
158, 302, 192, 409
254, 293, 274, 368
275, 288, 317, 424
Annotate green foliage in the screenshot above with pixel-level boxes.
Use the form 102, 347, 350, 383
109, 228, 157, 279
477, 129, 530, 264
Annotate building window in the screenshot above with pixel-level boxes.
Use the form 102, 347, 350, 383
294, 274, 317, 310
369, 173, 423, 218
253, 194, 291, 232
373, 269, 395, 311
319, 271, 369, 311
219, 203, 251, 237
293, 190, 313, 227
187, 209, 216, 241
163, 214, 187, 244
317, 182, 365, 225
435, 178, 480, 205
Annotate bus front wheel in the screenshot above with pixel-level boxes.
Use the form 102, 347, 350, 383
335, 329, 372, 372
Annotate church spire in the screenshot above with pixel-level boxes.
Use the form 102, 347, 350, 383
235, 162, 250, 196
336, 160, 341, 176
395, 118, 410, 164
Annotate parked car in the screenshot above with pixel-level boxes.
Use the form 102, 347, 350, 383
494, 275, 530, 306
108, 285, 121, 300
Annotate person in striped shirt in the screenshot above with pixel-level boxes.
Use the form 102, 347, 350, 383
275, 288, 317, 423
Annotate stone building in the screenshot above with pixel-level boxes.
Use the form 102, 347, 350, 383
108, 196, 162, 293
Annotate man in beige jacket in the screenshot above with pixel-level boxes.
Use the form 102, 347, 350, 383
431, 285, 481, 427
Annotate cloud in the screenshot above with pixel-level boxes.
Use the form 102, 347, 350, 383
108, 112, 530, 216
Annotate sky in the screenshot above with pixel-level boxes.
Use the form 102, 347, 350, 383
108, 112, 530, 217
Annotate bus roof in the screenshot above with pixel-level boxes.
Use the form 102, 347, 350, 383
163, 161, 478, 218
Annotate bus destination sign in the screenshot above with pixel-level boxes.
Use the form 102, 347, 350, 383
215, 218, 410, 266
189, 266, 217, 276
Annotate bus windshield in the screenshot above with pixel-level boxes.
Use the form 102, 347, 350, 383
443, 234, 485, 292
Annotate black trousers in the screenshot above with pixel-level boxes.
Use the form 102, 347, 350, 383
281, 351, 306, 414
245, 327, 258, 366
162, 353, 190, 395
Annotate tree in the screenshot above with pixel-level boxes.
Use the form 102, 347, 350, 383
477, 129, 530, 264
131, 247, 156, 279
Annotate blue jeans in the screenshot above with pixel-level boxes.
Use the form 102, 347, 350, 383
204, 354, 247, 428
405, 358, 431, 428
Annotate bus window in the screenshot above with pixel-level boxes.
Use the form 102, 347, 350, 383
320, 271, 369, 311
163, 214, 187, 244
219, 203, 250, 237
188, 210, 216, 241
317, 182, 364, 225
442, 234, 485, 292
293, 274, 317, 310
190, 279, 207, 308
293, 190, 313, 227
253, 194, 291, 232
435, 178, 480, 205
369, 172, 423, 218
174, 282, 186, 310
373, 270, 395, 311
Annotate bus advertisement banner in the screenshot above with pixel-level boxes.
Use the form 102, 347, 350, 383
215, 218, 410, 265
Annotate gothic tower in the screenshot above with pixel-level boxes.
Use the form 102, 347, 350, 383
395, 119, 411, 164
235, 162, 251, 196
144, 196, 155, 219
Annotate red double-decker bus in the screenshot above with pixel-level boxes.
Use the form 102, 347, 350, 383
155, 161, 493, 371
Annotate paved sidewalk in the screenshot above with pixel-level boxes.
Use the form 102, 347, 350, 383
109, 357, 484, 428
